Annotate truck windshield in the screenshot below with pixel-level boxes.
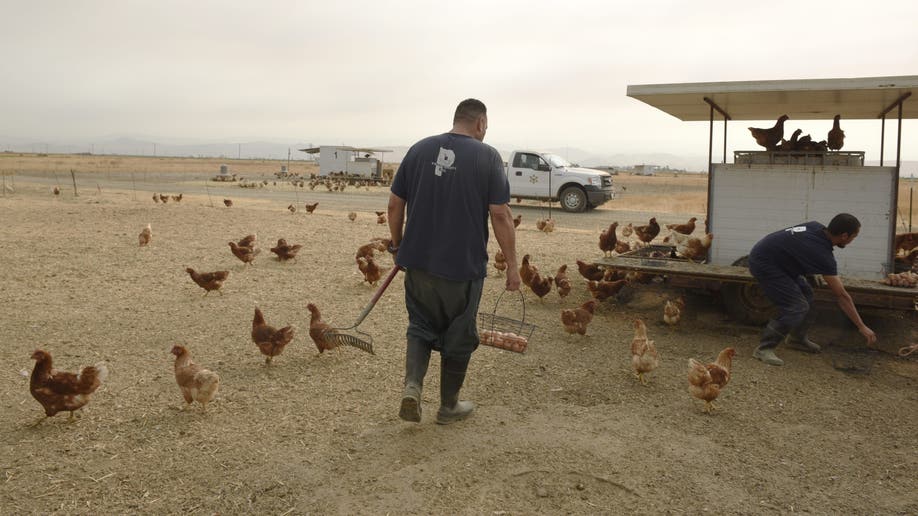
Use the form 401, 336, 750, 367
543, 154, 572, 168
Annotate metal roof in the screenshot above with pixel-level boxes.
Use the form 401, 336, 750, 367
298, 146, 392, 154
626, 76, 918, 121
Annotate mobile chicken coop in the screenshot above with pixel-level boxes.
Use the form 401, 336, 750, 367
298, 145, 391, 179
601, 76, 918, 324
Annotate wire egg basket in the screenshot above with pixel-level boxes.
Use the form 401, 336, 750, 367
478, 290, 536, 353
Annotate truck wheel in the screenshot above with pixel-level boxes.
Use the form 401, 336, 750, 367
720, 256, 776, 325
560, 186, 587, 213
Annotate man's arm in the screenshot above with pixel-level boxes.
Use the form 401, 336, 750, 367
387, 193, 406, 250
822, 275, 878, 346
489, 203, 520, 291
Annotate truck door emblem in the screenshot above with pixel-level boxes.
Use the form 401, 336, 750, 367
529, 174, 539, 183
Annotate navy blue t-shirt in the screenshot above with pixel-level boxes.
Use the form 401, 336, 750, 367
748, 221, 838, 279
391, 133, 509, 281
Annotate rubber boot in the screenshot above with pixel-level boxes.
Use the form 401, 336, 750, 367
399, 340, 431, 423
753, 322, 786, 366
787, 311, 821, 353
436, 356, 475, 425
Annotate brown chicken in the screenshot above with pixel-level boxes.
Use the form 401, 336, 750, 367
603, 268, 627, 281
238, 233, 257, 248
749, 114, 789, 150
223, 199, 233, 207
287, 204, 297, 214
554, 264, 571, 298
599, 222, 618, 257
560, 299, 599, 336
172, 194, 183, 202
270, 238, 303, 262
305, 202, 318, 213
29, 349, 108, 422
630, 319, 659, 385
493, 249, 507, 275
357, 255, 384, 285
375, 211, 386, 217
159, 194, 169, 203
513, 214, 522, 228
528, 271, 552, 301
672, 232, 714, 262
307, 303, 337, 353
576, 259, 605, 282
633, 217, 660, 243
138, 223, 152, 247
588, 279, 627, 301
171, 345, 220, 411
348, 211, 357, 221
776, 129, 803, 151
535, 218, 555, 233
152, 192, 159, 203
520, 254, 539, 287
229, 241, 260, 266
355, 238, 389, 260
688, 347, 735, 413
251, 307, 295, 365
895, 232, 918, 253
377, 213, 388, 224
621, 223, 633, 238
663, 296, 685, 326
827, 114, 845, 151
665, 217, 697, 235
614, 240, 631, 254
186, 268, 229, 296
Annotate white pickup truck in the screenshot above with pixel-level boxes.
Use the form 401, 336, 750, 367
505, 150, 614, 212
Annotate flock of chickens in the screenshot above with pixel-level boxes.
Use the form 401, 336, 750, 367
494, 215, 730, 412
748, 114, 845, 152
27, 201, 397, 423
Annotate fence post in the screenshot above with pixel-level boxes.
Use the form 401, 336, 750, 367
70, 169, 79, 197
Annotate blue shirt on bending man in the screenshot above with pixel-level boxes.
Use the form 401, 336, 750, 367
748, 214, 877, 366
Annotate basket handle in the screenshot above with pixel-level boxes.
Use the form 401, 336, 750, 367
490, 288, 527, 335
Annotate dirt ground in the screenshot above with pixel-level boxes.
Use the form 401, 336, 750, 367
1, 162, 917, 514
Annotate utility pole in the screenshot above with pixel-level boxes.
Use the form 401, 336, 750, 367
238, 143, 241, 159
153, 143, 157, 156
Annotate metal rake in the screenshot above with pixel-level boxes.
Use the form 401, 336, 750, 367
323, 266, 402, 355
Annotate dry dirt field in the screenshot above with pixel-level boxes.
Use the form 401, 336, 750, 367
1, 155, 917, 514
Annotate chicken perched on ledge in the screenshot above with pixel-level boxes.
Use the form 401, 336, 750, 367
614, 240, 631, 255
186, 268, 229, 296
670, 232, 714, 262
171, 345, 220, 411
665, 217, 696, 235
29, 350, 108, 422
827, 114, 845, 151
688, 347, 735, 413
561, 299, 598, 336
599, 222, 618, 257
251, 307, 295, 365
634, 217, 660, 243
749, 114, 789, 150
621, 223, 633, 238
630, 319, 659, 385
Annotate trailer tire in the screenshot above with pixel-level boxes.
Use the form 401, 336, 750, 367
720, 256, 776, 325
560, 186, 587, 213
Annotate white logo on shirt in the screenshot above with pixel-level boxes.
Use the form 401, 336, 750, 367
785, 226, 807, 233
433, 147, 456, 176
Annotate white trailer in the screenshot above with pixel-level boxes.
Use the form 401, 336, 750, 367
298, 145, 391, 178
601, 76, 918, 323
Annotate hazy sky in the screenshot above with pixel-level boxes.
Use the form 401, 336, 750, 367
3, 0, 918, 159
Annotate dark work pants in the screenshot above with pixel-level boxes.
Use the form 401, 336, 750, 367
754, 272, 814, 345
404, 268, 485, 360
